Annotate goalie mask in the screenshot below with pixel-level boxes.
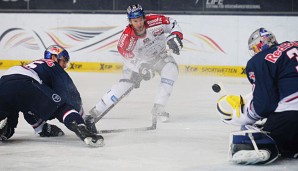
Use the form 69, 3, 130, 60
248, 28, 277, 56
44, 45, 70, 62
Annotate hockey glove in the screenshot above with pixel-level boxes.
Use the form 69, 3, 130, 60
139, 63, 155, 81
70, 121, 104, 147
167, 33, 183, 55
0, 118, 15, 141
216, 94, 257, 126
39, 123, 64, 137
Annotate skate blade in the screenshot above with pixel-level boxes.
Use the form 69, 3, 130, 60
160, 115, 169, 122
151, 115, 170, 123
84, 137, 105, 147
155, 113, 169, 123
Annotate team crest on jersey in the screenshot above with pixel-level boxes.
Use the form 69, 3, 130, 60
249, 72, 256, 82
147, 17, 164, 27
143, 38, 150, 44
52, 94, 61, 102
152, 27, 164, 37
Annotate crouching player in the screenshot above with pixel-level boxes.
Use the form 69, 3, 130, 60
0, 45, 104, 147
217, 28, 298, 164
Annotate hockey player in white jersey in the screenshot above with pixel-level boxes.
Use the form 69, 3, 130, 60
85, 4, 183, 132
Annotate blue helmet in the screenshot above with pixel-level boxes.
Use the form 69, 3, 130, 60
127, 4, 145, 19
44, 45, 69, 62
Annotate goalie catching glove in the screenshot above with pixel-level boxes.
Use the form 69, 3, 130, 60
216, 93, 260, 126
167, 33, 183, 55
139, 63, 155, 81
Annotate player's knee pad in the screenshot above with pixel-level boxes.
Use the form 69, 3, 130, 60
160, 62, 179, 81
154, 63, 178, 106
155, 55, 178, 73
229, 129, 280, 165
121, 67, 143, 88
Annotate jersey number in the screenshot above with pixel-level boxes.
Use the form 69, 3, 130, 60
287, 48, 298, 72
25, 59, 54, 69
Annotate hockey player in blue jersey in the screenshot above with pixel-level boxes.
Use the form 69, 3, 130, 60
0, 45, 104, 147
217, 28, 298, 164
25, 45, 84, 137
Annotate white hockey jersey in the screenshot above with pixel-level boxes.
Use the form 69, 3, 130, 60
117, 14, 183, 72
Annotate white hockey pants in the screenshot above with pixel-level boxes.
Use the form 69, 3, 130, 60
94, 55, 179, 115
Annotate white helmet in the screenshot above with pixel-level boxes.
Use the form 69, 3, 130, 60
248, 28, 277, 56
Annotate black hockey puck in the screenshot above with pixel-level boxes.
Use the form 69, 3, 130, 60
212, 84, 221, 93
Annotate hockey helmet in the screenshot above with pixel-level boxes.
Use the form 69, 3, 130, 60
127, 4, 145, 19
248, 28, 277, 56
44, 45, 69, 62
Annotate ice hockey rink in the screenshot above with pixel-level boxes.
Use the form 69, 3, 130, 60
1, 72, 298, 171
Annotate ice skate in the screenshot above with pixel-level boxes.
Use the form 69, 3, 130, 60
231, 150, 270, 165
84, 114, 98, 134
89, 106, 106, 121
89, 106, 101, 117
39, 123, 64, 137
151, 104, 170, 122
70, 121, 104, 147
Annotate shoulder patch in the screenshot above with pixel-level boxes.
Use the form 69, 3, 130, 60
146, 14, 169, 27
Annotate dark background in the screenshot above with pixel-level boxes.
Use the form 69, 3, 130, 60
0, 0, 297, 15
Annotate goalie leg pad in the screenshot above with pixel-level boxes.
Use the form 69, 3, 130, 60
229, 129, 280, 165
232, 149, 270, 165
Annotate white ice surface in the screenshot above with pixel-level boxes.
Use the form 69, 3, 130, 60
0, 72, 298, 171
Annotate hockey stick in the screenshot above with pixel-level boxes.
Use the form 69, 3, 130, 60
93, 84, 157, 134
92, 49, 174, 133
93, 86, 134, 123
98, 116, 157, 134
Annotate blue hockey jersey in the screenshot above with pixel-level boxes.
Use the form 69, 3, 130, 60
246, 41, 298, 118
2, 59, 82, 113
24, 59, 82, 112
